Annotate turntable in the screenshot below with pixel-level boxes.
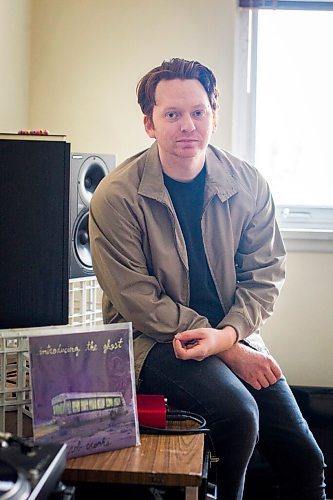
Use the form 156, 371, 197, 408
0, 433, 68, 499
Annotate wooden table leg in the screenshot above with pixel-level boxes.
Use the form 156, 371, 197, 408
185, 486, 198, 500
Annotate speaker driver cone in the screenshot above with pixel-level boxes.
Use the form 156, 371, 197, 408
78, 158, 109, 207
73, 211, 92, 271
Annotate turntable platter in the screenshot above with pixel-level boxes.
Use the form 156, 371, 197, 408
0, 459, 30, 499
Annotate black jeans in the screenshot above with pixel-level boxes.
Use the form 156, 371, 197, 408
138, 342, 326, 500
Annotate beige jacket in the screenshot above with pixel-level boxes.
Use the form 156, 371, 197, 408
89, 142, 286, 384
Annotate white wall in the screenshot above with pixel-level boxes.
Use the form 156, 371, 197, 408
0, 0, 31, 131
3, 0, 333, 387
262, 251, 333, 387
28, 0, 235, 161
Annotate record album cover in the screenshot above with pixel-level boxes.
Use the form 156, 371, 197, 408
29, 323, 139, 458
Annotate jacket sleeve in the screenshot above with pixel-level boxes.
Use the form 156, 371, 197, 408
89, 187, 211, 342
219, 171, 286, 340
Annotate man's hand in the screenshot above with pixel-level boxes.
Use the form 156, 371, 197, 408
173, 326, 237, 361
218, 342, 282, 390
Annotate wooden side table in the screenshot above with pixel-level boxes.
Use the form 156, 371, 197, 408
63, 431, 206, 499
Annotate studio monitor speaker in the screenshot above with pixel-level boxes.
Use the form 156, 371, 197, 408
0, 138, 70, 329
70, 152, 116, 279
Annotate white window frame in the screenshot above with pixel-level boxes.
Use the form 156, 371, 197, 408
232, 8, 333, 252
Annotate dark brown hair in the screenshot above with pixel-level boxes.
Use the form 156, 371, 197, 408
137, 58, 219, 120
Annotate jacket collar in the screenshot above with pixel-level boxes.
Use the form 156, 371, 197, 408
138, 141, 238, 204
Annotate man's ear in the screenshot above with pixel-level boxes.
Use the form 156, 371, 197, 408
144, 115, 156, 139
212, 110, 218, 132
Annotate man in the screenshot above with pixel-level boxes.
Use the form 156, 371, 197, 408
89, 58, 325, 499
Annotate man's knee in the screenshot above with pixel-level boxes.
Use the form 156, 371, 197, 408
295, 434, 326, 473
231, 397, 259, 439
210, 392, 259, 445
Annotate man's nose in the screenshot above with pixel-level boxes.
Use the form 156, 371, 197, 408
180, 113, 196, 132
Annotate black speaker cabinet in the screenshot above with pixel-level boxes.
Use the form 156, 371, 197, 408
69, 152, 116, 278
0, 138, 70, 329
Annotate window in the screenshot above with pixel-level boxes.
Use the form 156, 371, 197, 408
233, 2, 333, 250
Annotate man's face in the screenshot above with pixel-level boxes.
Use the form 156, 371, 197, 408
144, 78, 217, 165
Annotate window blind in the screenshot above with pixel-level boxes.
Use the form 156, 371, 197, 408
239, 0, 333, 9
